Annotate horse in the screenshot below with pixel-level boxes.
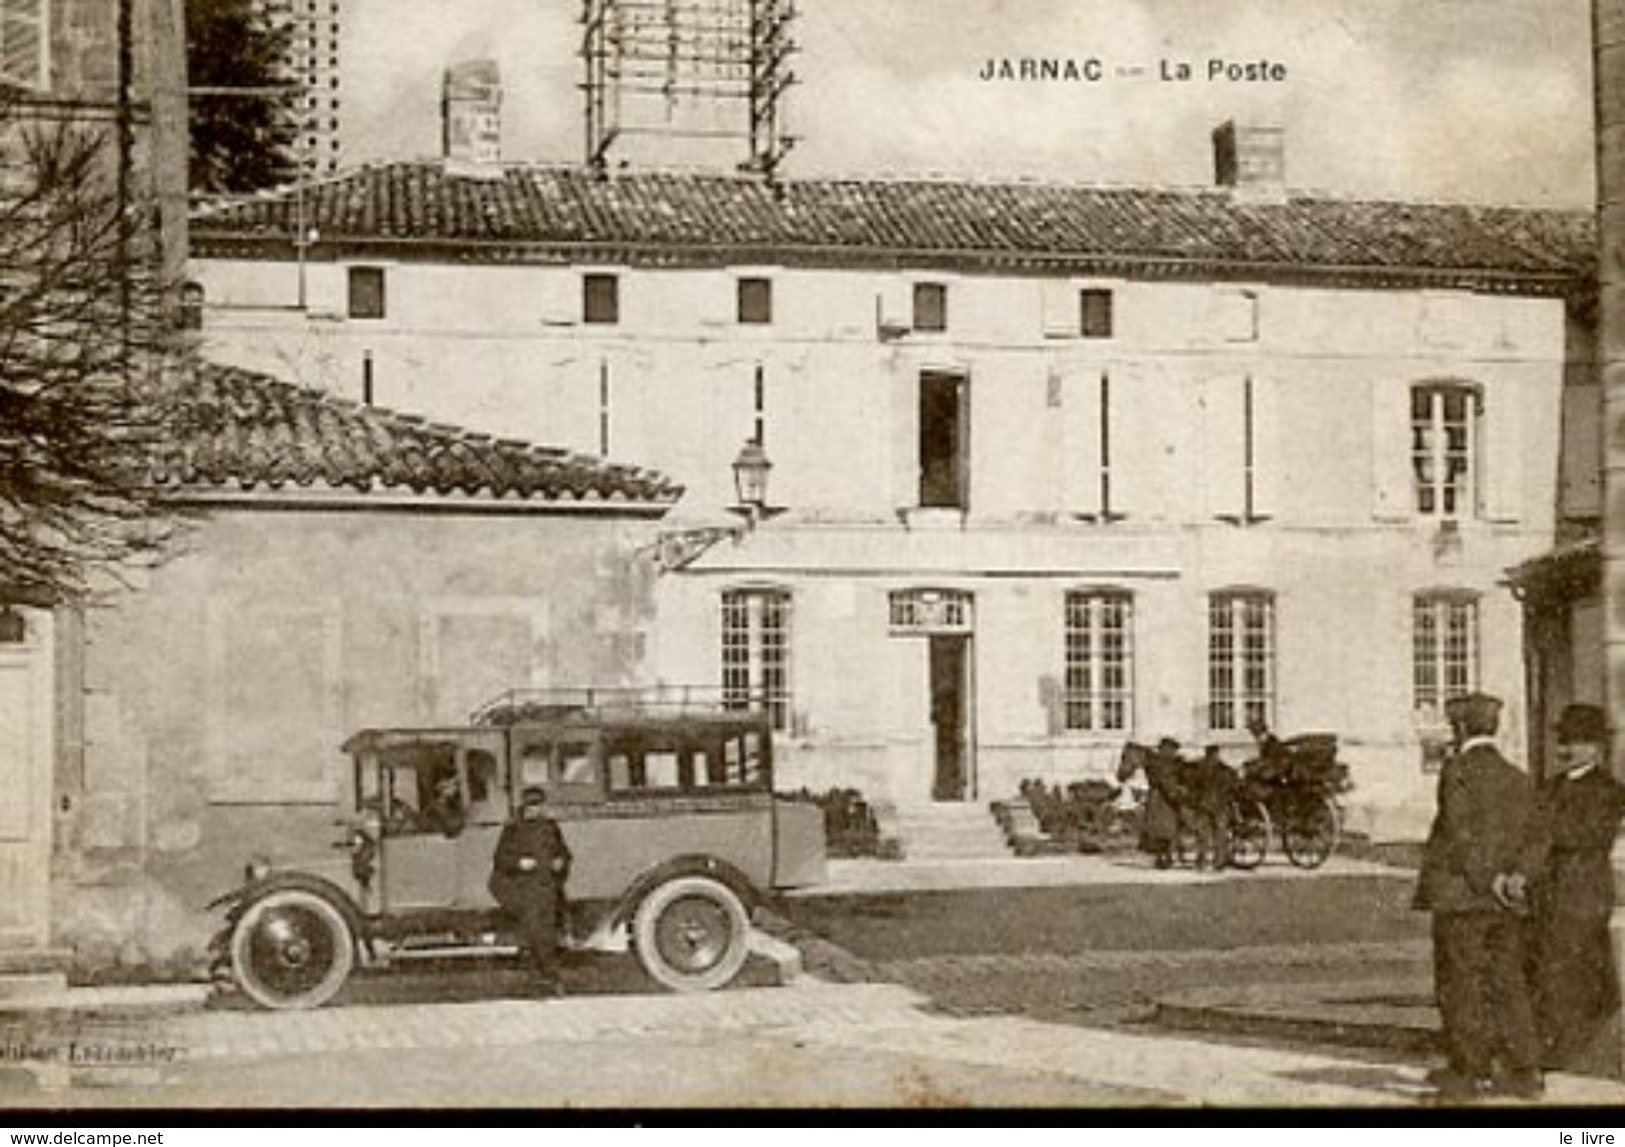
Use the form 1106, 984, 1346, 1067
1116, 741, 1189, 867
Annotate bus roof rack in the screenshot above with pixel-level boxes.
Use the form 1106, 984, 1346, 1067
470, 686, 769, 726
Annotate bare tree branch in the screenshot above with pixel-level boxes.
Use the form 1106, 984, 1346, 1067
0, 90, 193, 606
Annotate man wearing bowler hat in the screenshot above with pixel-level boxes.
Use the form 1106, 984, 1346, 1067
1530, 703, 1625, 1071
1414, 691, 1544, 1101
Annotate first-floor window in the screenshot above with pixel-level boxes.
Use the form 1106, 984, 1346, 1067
1208, 591, 1274, 731
722, 588, 792, 731
1413, 592, 1479, 713
1063, 591, 1134, 732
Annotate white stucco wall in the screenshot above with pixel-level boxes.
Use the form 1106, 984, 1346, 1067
190, 253, 1569, 838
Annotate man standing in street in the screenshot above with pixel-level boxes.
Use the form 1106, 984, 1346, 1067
1531, 703, 1625, 1072
489, 786, 573, 996
1414, 691, 1544, 1101
1191, 746, 1239, 870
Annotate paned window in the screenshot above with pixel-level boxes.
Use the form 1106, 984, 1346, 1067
1413, 592, 1479, 713
346, 266, 385, 319
737, 277, 772, 324
913, 282, 947, 332
1208, 591, 1275, 731
1080, 289, 1114, 339
583, 273, 619, 324
1411, 383, 1479, 518
722, 588, 792, 731
1063, 592, 1134, 732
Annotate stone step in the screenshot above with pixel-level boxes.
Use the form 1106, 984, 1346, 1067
0, 947, 72, 976
0, 972, 68, 1002
910, 838, 1007, 851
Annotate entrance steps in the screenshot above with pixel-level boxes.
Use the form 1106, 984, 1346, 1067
894, 802, 1012, 861
0, 948, 70, 1003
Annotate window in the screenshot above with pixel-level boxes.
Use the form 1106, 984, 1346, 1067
583, 273, 619, 324
1411, 383, 1479, 517
1063, 592, 1134, 732
1413, 592, 1479, 713
1212, 288, 1259, 342
1080, 289, 1114, 339
737, 277, 772, 324
0, 0, 47, 91
919, 371, 968, 509
179, 281, 205, 332
1208, 591, 1275, 731
346, 266, 385, 319
912, 282, 947, 332
722, 588, 792, 731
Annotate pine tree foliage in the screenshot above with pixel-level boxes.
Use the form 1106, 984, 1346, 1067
0, 98, 188, 605
186, 0, 297, 194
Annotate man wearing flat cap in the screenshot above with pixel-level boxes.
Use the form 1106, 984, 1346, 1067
1529, 703, 1625, 1071
1414, 691, 1544, 1100
489, 786, 572, 996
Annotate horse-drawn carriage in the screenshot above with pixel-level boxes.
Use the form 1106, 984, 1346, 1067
1116, 727, 1350, 871
1238, 731, 1350, 869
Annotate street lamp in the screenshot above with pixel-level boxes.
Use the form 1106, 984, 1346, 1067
732, 439, 771, 508
729, 439, 781, 527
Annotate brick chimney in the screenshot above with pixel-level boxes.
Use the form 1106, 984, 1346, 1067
1213, 120, 1286, 200
442, 59, 504, 178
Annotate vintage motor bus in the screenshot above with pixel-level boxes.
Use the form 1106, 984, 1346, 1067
210, 692, 827, 1009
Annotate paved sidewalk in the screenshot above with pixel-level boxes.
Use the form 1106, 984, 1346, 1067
7, 980, 1618, 1108
795, 853, 1411, 896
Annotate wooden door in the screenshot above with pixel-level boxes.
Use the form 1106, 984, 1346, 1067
0, 611, 52, 948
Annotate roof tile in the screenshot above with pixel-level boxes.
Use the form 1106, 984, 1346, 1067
192, 162, 1593, 289
158, 362, 682, 507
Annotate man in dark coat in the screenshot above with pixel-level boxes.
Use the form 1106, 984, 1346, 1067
489, 786, 572, 995
1413, 691, 1544, 1101
1531, 703, 1625, 1072
1137, 738, 1187, 869
1189, 746, 1239, 870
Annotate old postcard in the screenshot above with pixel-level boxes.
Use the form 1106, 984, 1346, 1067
1, 0, 1619, 1114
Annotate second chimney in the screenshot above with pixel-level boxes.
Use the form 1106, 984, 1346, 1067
1213, 120, 1285, 199
443, 59, 504, 178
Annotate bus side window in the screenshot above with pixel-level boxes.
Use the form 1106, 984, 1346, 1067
517, 744, 551, 790
607, 752, 632, 792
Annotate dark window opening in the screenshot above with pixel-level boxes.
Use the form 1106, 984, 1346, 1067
738, 277, 772, 324
1081, 289, 1113, 338
347, 266, 385, 319
179, 281, 205, 331
583, 273, 619, 324
919, 372, 968, 509
913, 282, 947, 332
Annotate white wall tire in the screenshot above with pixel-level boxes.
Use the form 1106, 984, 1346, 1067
229, 889, 355, 1010
633, 875, 750, 993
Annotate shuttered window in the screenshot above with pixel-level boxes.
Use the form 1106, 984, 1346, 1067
1411, 383, 1478, 518
0, 0, 47, 91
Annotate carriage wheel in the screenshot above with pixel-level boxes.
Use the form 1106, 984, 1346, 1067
1283, 795, 1340, 869
1228, 800, 1271, 870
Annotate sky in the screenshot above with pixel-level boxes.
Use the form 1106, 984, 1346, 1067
337, 0, 1594, 208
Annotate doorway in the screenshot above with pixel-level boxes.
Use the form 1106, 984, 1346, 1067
929, 635, 971, 801
0, 611, 52, 949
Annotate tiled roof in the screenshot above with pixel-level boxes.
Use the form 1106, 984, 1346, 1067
153, 362, 681, 508
191, 161, 1593, 290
